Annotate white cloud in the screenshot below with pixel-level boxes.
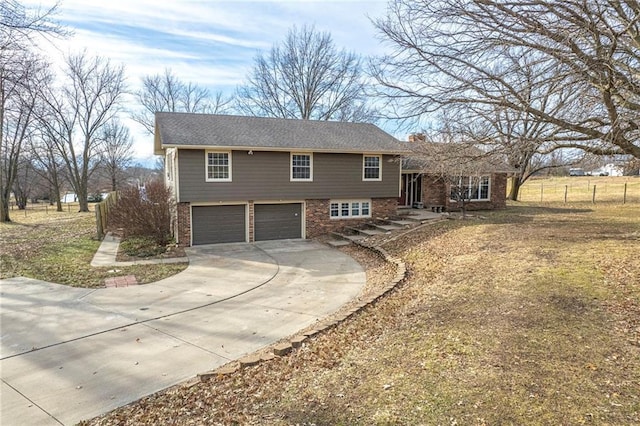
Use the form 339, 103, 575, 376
22, 0, 393, 158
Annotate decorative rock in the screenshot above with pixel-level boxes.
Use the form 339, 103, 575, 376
291, 335, 306, 348
302, 329, 321, 338
217, 364, 239, 375
273, 342, 292, 356
260, 352, 277, 361
239, 355, 260, 368
183, 378, 201, 388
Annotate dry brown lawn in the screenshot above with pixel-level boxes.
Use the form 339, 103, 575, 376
83, 202, 640, 425
0, 205, 186, 287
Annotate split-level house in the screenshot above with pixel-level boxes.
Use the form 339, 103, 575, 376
154, 112, 409, 246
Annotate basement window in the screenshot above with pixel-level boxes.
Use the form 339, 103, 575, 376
330, 200, 371, 219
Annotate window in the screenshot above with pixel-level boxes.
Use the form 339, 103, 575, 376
329, 200, 372, 219
450, 176, 491, 201
206, 151, 231, 182
363, 155, 381, 181
291, 153, 313, 181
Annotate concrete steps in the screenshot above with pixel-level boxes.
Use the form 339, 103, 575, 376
387, 219, 416, 227
346, 226, 386, 237
328, 211, 446, 246
371, 223, 404, 232
326, 239, 352, 247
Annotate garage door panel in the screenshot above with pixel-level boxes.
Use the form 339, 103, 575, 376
192, 205, 245, 245
255, 203, 302, 241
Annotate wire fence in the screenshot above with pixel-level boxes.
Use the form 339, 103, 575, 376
517, 177, 640, 204
7, 201, 93, 216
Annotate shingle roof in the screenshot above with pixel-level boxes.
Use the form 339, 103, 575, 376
154, 112, 409, 155
401, 142, 515, 174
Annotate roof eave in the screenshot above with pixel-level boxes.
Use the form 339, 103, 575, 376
160, 143, 410, 155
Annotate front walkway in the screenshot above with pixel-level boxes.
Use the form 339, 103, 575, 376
90, 233, 189, 267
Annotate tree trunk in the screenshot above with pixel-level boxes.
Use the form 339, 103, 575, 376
0, 190, 10, 222
508, 176, 522, 201
111, 173, 117, 191
14, 189, 27, 209
77, 192, 89, 212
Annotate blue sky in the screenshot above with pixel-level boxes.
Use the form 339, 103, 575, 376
25, 0, 393, 163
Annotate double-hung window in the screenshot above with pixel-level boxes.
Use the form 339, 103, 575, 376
291, 153, 313, 181
450, 176, 490, 201
206, 151, 231, 182
329, 200, 371, 219
363, 155, 381, 181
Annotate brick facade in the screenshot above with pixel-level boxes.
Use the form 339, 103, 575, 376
174, 197, 399, 245
422, 175, 448, 207
421, 173, 507, 212
305, 197, 398, 238
176, 202, 191, 246
248, 201, 255, 242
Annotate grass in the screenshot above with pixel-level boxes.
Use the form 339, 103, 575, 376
84, 201, 640, 425
0, 204, 187, 287
516, 175, 640, 204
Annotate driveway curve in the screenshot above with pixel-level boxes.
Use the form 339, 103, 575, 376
0, 240, 365, 426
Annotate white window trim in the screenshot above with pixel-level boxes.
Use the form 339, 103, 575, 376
205, 150, 232, 182
290, 152, 313, 182
363, 154, 382, 181
329, 199, 372, 219
165, 149, 174, 182
450, 175, 491, 201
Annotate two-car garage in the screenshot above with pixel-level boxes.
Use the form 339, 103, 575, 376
191, 203, 303, 245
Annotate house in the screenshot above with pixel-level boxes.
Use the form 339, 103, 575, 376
154, 112, 408, 246
400, 134, 511, 211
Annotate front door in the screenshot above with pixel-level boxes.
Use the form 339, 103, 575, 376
400, 173, 422, 207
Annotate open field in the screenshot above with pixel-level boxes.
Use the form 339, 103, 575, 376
84, 203, 640, 425
516, 175, 640, 204
0, 205, 187, 287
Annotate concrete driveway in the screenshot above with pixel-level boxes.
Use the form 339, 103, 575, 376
0, 240, 365, 426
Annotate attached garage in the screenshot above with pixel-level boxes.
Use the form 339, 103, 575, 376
191, 205, 246, 245
254, 203, 303, 241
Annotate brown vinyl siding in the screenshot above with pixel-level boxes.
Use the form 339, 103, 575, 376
178, 150, 400, 202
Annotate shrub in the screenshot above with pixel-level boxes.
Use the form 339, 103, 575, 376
119, 236, 166, 258
107, 179, 173, 245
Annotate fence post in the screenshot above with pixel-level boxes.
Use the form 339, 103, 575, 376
623, 183, 627, 204
540, 183, 544, 202
592, 185, 597, 204
94, 191, 117, 240
564, 185, 568, 203
96, 204, 103, 240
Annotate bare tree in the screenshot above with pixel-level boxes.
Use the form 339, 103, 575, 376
38, 52, 126, 212
236, 25, 377, 122
372, 0, 640, 158
0, 52, 49, 221
98, 120, 134, 191
0, 0, 67, 49
30, 119, 69, 211
132, 68, 230, 134
0, 1, 65, 222
12, 153, 34, 209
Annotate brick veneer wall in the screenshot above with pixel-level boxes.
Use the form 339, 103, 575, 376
176, 202, 191, 246
248, 201, 255, 242
305, 197, 398, 238
422, 175, 447, 208
421, 173, 507, 211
